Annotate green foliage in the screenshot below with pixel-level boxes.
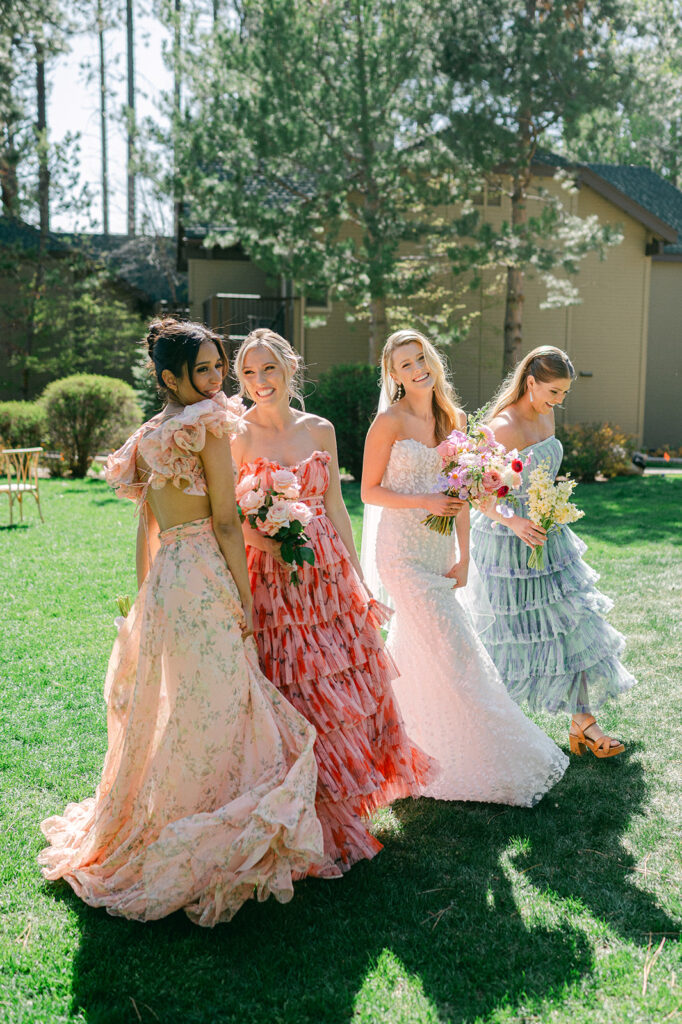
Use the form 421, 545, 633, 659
0, 400, 47, 448
0, 243, 148, 399
306, 363, 380, 479
41, 373, 142, 478
557, 422, 637, 482
178, 0, 483, 360
563, 0, 682, 186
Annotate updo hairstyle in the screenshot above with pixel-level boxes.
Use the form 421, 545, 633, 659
146, 317, 228, 402
486, 346, 576, 420
233, 328, 305, 408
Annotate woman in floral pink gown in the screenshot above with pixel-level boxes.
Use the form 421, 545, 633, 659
38, 319, 325, 925
231, 328, 435, 875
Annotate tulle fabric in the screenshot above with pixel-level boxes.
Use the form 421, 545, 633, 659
39, 400, 326, 926
470, 436, 636, 714
376, 439, 568, 806
236, 451, 436, 873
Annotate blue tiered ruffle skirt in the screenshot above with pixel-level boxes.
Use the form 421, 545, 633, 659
470, 511, 636, 715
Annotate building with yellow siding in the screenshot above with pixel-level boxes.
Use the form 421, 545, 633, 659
180, 159, 682, 448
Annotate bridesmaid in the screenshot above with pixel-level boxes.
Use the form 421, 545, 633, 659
39, 318, 325, 925
231, 328, 434, 874
470, 345, 635, 757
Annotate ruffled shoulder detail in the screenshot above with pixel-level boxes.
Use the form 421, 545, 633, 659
103, 420, 155, 502
139, 393, 246, 496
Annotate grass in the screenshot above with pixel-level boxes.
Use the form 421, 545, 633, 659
0, 475, 680, 1024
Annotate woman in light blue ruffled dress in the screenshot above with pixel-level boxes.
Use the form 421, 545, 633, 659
470, 346, 635, 759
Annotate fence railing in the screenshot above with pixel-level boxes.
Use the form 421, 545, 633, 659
203, 294, 295, 355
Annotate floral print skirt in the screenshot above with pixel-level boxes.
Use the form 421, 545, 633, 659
39, 516, 325, 926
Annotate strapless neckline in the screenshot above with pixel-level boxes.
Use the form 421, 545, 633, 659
241, 450, 330, 472
393, 438, 441, 455
518, 436, 557, 453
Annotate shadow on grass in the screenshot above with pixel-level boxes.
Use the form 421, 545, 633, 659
48, 745, 677, 1024
0, 522, 31, 532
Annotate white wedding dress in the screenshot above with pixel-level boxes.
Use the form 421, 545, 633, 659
373, 439, 568, 806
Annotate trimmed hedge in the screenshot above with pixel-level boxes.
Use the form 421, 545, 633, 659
0, 401, 48, 449
306, 363, 381, 480
42, 374, 142, 478
557, 422, 636, 482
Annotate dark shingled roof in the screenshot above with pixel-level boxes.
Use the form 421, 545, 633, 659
0, 219, 187, 304
582, 164, 682, 256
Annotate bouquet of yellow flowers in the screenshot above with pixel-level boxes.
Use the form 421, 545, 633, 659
526, 462, 584, 570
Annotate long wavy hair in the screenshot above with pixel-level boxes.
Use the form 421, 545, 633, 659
233, 328, 305, 408
486, 346, 575, 420
380, 329, 462, 443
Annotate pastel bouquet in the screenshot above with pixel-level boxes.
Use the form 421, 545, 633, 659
423, 417, 527, 536
236, 468, 315, 583
526, 461, 584, 570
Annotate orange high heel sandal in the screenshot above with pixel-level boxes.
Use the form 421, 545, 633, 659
569, 715, 625, 758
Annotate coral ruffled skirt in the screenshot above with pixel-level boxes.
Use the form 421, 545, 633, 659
247, 510, 435, 873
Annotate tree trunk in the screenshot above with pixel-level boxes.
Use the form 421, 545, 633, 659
126, 0, 136, 237
36, 44, 49, 236
0, 125, 19, 217
502, 0, 535, 375
173, 0, 181, 242
98, 0, 109, 236
24, 42, 49, 399
369, 296, 386, 365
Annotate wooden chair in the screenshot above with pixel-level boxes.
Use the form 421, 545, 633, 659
0, 447, 45, 525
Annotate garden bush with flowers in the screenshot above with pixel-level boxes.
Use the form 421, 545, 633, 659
556, 422, 636, 482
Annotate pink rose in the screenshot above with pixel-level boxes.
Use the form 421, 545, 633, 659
236, 473, 260, 499
260, 498, 292, 536
239, 487, 265, 514
482, 470, 502, 492
437, 438, 458, 460
289, 500, 313, 527
271, 469, 299, 498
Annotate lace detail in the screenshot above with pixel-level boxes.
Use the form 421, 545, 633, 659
104, 393, 245, 502
376, 440, 568, 807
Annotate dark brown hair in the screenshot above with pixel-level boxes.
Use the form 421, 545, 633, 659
146, 318, 228, 402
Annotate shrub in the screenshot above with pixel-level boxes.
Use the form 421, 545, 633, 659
0, 401, 48, 449
306, 363, 381, 479
556, 422, 637, 482
42, 374, 143, 478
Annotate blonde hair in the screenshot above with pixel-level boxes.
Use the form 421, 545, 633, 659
487, 346, 575, 420
380, 329, 462, 443
233, 328, 305, 408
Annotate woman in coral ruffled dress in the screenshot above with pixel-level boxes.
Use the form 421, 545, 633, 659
38, 319, 325, 925
231, 329, 434, 874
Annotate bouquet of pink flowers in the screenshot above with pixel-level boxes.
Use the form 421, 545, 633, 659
423, 419, 527, 536
236, 468, 315, 583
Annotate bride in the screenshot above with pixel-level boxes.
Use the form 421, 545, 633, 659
360, 329, 568, 806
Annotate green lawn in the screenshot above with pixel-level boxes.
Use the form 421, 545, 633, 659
1, 476, 680, 1024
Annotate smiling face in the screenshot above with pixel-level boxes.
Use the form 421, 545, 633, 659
165, 340, 226, 405
391, 341, 433, 396
527, 374, 571, 414
240, 343, 289, 406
